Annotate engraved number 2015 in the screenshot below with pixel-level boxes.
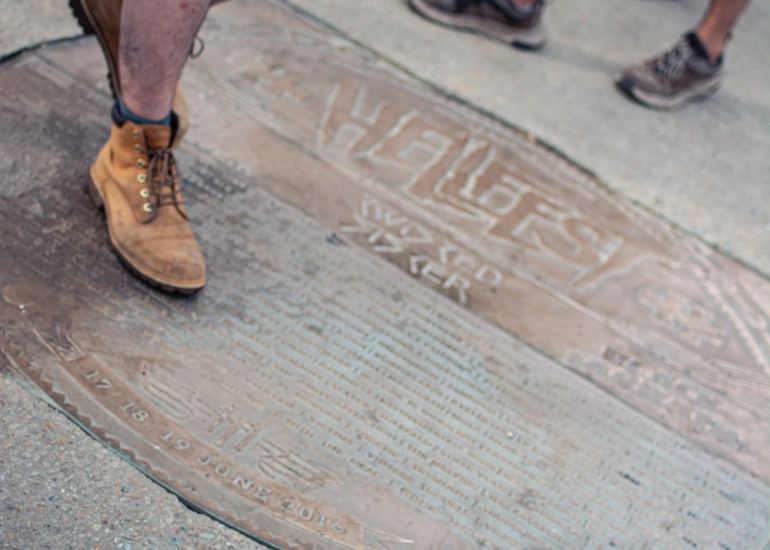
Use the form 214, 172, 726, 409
279, 498, 346, 534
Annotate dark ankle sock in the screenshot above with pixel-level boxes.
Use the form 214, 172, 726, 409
118, 97, 172, 126
687, 31, 721, 66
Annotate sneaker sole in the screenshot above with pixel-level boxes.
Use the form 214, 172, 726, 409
615, 73, 721, 111
408, 0, 547, 51
86, 173, 205, 295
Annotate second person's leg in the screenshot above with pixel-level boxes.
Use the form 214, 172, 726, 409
616, 0, 751, 109
695, 0, 751, 63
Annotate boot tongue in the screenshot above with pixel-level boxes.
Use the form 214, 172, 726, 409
143, 124, 173, 149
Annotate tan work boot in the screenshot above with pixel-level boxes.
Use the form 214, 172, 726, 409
68, 0, 190, 145
88, 115, 206, 293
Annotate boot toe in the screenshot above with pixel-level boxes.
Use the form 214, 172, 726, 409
119, 236, 206, 289
159, 241, 206, 283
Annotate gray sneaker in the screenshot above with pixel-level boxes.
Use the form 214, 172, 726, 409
408, 0, 547, 50
616, 33, 722, 110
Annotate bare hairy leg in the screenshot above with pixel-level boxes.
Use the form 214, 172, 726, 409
695, 0, 751, 62
119, 0, 213, 121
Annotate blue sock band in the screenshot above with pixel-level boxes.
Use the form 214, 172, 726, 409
118, 97, 172, 126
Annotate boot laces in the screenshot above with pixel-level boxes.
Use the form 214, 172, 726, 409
146, 148, 187, 221
653, 38, 693, 81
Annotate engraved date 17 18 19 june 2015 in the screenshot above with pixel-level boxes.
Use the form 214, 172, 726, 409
0, 320, 412, 550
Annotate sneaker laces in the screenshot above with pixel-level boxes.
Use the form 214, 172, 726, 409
653, 38, 693, 81
145, 148, 187, 221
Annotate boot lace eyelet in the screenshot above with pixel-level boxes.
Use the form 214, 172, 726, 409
137, 159, 146, 168
134, 144, 142, 152
140, 188, 149, 198
143, 203, 153, 212
137, 173, 146, 183
142, 147, 187, 221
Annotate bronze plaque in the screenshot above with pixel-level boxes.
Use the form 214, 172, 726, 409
187, 1, 770, 476
1, 1, 769, 549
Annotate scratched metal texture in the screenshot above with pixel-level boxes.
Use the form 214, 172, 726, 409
1, 50, 769, 550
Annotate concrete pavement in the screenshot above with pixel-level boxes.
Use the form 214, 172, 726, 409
0, 372, 267, 550
0, 0, 80, 61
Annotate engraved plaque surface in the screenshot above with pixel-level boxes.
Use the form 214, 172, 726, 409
129, 0, 770, 476
1, 1, 770, 549
194, 4, 770, 480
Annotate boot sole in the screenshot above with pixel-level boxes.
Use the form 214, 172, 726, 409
86, 174, 204, 296
408, 0, 547, 50
68, 0, 121, 98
